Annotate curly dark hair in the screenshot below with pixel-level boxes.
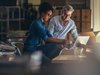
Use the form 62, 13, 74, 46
38, 2, 53, 15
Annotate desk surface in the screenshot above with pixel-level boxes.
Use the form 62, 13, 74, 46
0, 44, 100, 75
0, 52, 100, 75
52, 55, 86, 63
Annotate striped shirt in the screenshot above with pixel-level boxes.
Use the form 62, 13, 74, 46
48, 15, 78, 40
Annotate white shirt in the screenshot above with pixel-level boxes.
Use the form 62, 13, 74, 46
48, 15, 78, 39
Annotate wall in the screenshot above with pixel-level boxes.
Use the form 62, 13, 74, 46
28, 0, 100, 31
28, 0, 41, 5
91, 0, 100, 31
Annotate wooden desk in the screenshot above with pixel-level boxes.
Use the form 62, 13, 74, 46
52, 45, 93, 63
52, 55, 86, 63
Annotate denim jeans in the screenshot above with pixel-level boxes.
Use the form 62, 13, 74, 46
23, 43, 61, 63
37, 43, 61, 59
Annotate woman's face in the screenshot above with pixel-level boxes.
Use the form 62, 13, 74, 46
42, 10, 53, 22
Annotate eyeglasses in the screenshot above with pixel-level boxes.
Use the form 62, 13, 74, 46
64, 14, 71, 17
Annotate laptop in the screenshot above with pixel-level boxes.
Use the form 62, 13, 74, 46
69, 36, 90, 49
59, 36, 90, 55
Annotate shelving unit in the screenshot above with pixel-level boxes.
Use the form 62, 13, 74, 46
0, 6, 25, 41
72, 9, 91, 32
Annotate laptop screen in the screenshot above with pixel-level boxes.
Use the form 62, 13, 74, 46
78, 36, 90, 45
69, 36, 90, 49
